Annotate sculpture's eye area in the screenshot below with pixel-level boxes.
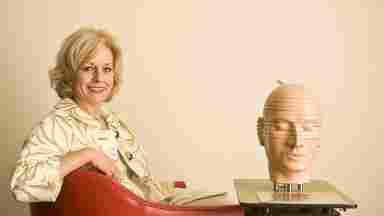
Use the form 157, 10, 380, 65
269, 120, 320, 133
272, 120, 290, 131
302, 123, 319, 132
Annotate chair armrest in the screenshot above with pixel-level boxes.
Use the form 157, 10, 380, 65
55, 169, 145, 216
30, 169, 244, 216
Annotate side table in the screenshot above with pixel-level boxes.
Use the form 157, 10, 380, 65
234, 179, 357, 216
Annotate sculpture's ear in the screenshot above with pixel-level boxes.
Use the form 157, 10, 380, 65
257, 117, 265, 146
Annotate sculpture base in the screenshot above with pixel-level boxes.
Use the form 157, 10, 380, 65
245, 207, 343, 216
273, 183, 304, 192
234, 179, 356, 216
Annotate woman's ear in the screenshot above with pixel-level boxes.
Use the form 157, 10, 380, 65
257, 117, 265, 146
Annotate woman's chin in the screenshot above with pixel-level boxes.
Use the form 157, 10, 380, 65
82, 97, 109, 107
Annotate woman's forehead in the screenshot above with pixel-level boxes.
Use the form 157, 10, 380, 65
89, 45, 113, 62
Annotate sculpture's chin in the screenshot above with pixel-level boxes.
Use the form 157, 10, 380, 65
284, 161, 307, 172
270, 162, 311, 184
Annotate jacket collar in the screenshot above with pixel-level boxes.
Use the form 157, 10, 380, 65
54, 98, 121, 130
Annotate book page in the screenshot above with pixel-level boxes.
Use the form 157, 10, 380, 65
162, 190, 227, 206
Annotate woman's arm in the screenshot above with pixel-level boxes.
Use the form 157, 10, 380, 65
60, 148, 119, 178
10, 116, 69, 202
10, 115, 118, 202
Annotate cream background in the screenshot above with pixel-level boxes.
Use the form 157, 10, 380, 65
1, 1, 383, 215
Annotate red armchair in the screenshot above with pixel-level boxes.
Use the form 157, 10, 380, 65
30, 169, 244, 216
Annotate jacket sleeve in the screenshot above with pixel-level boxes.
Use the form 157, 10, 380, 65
10, 114, 71, 202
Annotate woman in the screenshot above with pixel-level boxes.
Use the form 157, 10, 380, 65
10, 27, 228, 205
10, 27, 174, 203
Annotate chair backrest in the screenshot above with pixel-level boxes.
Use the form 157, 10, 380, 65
30, 170, 244, 216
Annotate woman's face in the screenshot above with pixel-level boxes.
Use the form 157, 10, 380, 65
73, 44, 114, 110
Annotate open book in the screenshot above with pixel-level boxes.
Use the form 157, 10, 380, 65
162, 189, 227, 206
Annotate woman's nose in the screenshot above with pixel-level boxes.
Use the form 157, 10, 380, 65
92, 68, 102, 81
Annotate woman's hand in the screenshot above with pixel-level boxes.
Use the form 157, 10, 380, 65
60, 148, 120, 179
89, 148, 120, 178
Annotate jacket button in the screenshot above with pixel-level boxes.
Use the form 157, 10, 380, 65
126, 152, 133, 160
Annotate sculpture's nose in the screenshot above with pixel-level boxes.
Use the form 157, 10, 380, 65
288, 123, 304, 148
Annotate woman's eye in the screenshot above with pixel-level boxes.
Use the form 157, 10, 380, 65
104, 67, 113, 73
82, 66, 95, 72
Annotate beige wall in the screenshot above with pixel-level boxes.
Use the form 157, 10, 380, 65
1, 0, 383, 215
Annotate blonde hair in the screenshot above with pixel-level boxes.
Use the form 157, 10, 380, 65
49, 27, 123, 101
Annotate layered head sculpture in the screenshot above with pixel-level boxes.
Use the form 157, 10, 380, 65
257, 83, 321, 184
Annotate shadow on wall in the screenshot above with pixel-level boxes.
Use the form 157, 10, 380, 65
0, 55, 46, 214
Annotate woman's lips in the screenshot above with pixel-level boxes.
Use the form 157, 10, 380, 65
88, 86, 106, 93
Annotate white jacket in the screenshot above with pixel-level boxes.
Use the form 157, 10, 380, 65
10, 98, 172, 202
